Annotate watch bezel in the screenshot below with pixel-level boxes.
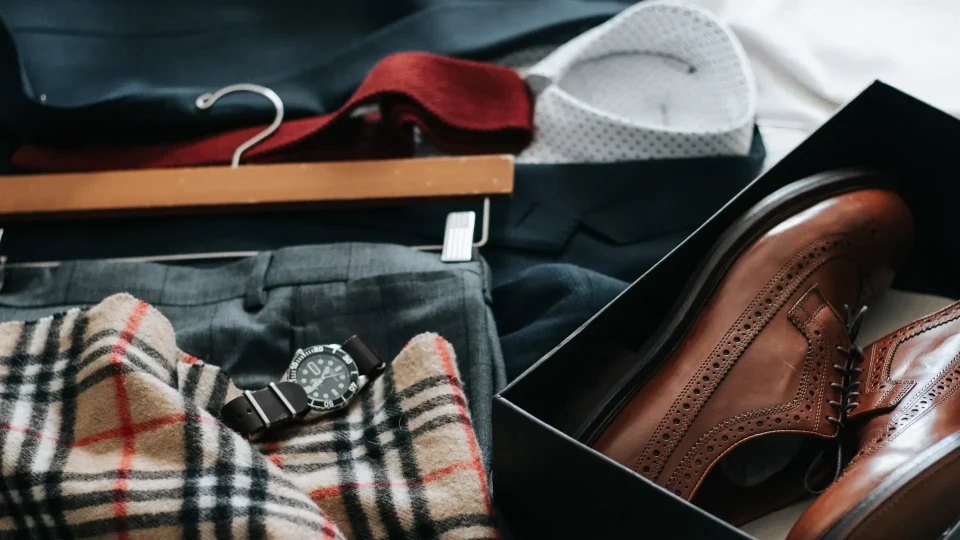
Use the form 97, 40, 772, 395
289, 345, 360, 412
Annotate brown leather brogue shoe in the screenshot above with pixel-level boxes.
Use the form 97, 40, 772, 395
585, 170, 913, 522
788, 301, 960, 540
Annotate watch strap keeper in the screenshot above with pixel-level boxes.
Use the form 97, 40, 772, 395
221, 381, 309, 440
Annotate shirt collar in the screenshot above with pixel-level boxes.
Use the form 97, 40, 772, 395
518, 2, 757, 164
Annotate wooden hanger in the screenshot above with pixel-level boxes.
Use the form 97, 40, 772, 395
0, 84, 513, 267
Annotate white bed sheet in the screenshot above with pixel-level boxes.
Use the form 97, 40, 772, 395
680, 0, 960, 166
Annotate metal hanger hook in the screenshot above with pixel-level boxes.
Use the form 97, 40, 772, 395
196, 84, 284, 168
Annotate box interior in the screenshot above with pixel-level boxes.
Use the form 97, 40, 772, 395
495, 82, 960, 539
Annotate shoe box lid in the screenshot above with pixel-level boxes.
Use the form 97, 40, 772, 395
493, 81, 960, 539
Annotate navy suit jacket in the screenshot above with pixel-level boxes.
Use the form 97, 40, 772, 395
0, 0, 630, 142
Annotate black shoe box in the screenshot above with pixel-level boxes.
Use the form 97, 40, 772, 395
493, 82, 960, 539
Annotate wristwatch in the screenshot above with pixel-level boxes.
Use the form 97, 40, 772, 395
221, 336, 385, 439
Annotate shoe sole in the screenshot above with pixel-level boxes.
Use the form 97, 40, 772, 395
823, 431, 960, 540
579, 168, 888, 444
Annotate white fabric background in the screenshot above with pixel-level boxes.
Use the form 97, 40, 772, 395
681, 0, 960, 166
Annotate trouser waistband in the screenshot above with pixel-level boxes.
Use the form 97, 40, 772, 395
0, 243, 484, 309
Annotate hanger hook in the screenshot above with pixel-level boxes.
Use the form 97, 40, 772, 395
196, 84, 284, 168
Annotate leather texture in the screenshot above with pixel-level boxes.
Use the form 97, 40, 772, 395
592, 188, 913, 505
342, 335, 386, 374
789, 300, 960, 540
221, 381, 309, 439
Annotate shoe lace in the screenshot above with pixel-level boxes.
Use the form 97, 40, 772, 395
804, 304, 867, 494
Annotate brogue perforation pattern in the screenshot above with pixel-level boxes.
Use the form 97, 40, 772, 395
867, 303, 960, 397
631, 235, 854, 485
665, 299, 845, 496
847, 355, 960, 472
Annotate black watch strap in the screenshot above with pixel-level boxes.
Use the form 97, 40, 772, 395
221, 382, 308, 440
342, 335, 386, 376
220, 336, 384, 439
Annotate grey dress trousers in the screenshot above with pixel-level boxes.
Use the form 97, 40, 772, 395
0, 243, 506, 466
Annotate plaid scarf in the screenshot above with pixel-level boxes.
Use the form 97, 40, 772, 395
0, 294, 497, 539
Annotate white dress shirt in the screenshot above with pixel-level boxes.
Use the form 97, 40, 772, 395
518, 2, 757, 164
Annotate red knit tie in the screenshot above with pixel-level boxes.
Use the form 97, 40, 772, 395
12, 52, 533, 172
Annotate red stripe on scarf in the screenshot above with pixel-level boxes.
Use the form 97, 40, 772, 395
261, 441, 284, 468
433, 335, 496, 536
109, 301, 150, 540
0, 423, 60, 443
73, 413, 218, 447
320, 521, 339, 540
309, 460, 478, 501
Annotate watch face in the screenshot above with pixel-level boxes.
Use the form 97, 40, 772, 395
289, 345, 360, 411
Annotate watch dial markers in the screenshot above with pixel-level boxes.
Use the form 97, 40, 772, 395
290, 345, 361, 411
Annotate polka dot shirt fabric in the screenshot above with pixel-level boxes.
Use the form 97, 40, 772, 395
517, 2, 757, 164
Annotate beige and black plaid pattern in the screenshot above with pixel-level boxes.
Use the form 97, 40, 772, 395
0, 293, 496, 539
